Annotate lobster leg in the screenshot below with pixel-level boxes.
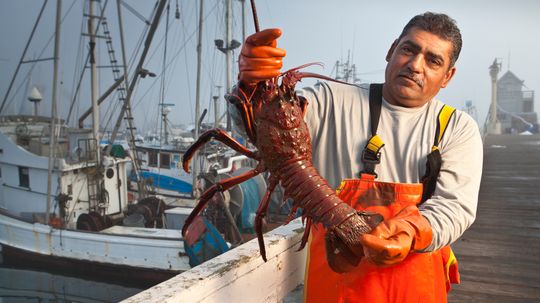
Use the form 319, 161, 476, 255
254, 175, 279, 261
182, 164, 264, 237
297, 217, 312, 251
182, 129, 258, 173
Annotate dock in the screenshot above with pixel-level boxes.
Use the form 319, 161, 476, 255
124, 134, 540, 302
448, 134, 540, 302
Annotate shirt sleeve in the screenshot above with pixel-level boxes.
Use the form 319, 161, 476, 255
298, 81, 329, 141
419, 112, 484, 251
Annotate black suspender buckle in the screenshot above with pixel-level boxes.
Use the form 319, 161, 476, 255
360, 149, 381, 177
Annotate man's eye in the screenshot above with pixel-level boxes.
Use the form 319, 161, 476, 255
429, 58, 442, 66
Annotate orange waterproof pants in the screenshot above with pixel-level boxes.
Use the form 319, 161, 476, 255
304, 174, 457, 303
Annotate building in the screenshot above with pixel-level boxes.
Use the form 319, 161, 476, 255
497, 71, 538, 133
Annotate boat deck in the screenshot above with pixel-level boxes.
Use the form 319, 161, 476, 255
448, 134, 540, 302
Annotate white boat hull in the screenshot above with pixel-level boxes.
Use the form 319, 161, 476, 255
0, 211, 189, 285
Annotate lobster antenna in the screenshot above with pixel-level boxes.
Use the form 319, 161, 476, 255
250, 0, 260, 32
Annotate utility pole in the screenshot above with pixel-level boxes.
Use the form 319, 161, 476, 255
488, 59, 502, 134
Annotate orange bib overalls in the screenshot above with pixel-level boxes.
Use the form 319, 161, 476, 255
304, 84, 459, 303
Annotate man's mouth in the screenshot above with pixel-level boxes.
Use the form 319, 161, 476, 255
398, 73, 424, 88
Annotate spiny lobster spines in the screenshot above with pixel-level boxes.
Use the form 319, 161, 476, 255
278, 159, 374, 241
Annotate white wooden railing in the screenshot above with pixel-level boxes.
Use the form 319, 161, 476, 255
122, 218, 307, 303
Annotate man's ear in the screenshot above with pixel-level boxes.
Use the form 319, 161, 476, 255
386, 39, 398, 62
441, 66, 457, 88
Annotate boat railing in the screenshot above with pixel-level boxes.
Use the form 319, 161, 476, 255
121, 217, 307, 303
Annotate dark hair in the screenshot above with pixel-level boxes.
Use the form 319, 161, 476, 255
398, 12, 462, 67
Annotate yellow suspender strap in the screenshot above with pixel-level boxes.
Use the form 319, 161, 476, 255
366, 134, 385, 154
432, 105, 456, 151
361, 134, 385, 176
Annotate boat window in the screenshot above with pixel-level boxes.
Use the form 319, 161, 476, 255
160, 153, 171, 169
106, 168, 115, 179
18, 166, 29, 187
148, 150, 158, 167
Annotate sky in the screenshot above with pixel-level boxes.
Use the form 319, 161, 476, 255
1, 0, 539, 135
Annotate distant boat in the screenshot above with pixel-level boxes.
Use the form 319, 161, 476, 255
133, 137, 196, 197
131, 107, 249, 199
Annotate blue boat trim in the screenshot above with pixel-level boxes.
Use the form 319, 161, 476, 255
133, 171, 192, 194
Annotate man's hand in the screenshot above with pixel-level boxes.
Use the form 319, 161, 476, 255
239, 28, 286, 85
360, 205, 433, 266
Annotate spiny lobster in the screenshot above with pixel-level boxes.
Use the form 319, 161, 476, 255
181, 0, 381, 267
181, 64, 380, 263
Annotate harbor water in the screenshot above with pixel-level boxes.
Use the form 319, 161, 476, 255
0, 247, 144, 303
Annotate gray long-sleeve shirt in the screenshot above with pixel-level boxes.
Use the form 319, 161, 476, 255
300, 81, 483, 251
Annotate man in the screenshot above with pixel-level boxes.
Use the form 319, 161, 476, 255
239, 12, 483, 302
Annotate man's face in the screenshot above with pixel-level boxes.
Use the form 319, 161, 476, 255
383, 27, 456, 108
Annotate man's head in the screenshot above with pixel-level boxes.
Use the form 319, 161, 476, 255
383, 12, 462, 108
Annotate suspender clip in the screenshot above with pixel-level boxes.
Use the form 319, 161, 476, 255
360, 149, 381, 177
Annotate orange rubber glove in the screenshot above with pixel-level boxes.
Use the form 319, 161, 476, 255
360, 205, 433, 266
239, 28, 286, 85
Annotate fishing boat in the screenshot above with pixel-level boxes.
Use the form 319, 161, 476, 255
0, 0, 282, 286
0, 114, 193, 285
0, 0, 225, 286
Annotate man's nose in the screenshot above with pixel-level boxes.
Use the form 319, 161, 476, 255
407, 55, 423, 72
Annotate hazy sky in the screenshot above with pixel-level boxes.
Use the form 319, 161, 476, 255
1, 0, 539, 134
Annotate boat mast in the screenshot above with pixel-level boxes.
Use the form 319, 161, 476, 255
105, 0, 167, 198
46, 0, 62, 225
160, 3, 173, 146
241, 0, 246, 42
192, 0, 204, 197
89, 0, 101, 161
115, 0, 145, 196
215, 1, 240, 131
106, 0, 167, 150
225, 0, 233, 131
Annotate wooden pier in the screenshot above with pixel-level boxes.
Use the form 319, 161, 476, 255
449, 135, 540, 302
